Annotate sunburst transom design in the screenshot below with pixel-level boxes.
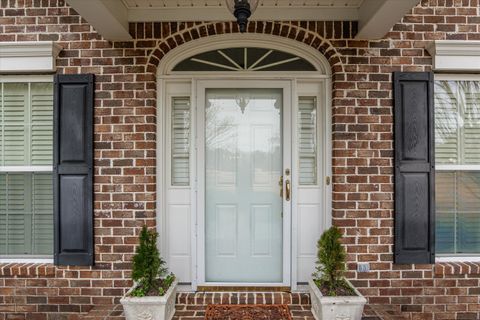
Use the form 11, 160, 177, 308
172, 47, 317, 72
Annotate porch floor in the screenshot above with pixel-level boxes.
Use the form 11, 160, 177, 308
78, 292, 403, 320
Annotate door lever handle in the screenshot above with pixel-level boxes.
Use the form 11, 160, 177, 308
285, 179, 291, 201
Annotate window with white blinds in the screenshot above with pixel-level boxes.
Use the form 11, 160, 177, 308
298, 97, 317, 185
435, 81, 480, 165
171, 97, 191, 186
0, 80, 53, 257
435, 80, 480, 255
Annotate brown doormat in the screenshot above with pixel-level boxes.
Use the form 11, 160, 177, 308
205, 304, 292, 320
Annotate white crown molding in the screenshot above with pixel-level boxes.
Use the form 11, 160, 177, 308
0, 41, 61, 73
426, 40, 480, 72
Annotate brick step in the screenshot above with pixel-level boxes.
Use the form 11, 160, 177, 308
176, 292, 311, 306
82, 302, 420, 320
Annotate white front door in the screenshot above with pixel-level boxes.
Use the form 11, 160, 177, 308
197, 80, 292, 285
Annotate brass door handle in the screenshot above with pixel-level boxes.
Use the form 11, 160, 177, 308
285, 179, 291, 201
279, 176, 283, 198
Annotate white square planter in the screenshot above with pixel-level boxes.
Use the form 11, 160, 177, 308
309, 279, 366, 320
120, 280, 178, 320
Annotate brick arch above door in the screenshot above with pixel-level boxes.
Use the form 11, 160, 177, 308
144, 21, 348, 75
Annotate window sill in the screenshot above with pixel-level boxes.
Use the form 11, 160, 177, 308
436, 256, 480, 263
0, 258, 53, 264
0, 262, 56, 277
434, 261, 480, 276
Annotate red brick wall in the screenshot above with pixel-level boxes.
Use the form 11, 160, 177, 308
0, 0, 480, 319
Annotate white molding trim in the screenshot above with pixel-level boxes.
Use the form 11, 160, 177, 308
434, 73, 480, 81
157, 34, 332, 76
427, 40, 480, 72
0, 42, 61, 73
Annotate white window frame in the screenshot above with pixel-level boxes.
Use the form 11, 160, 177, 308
434, 73, 480, 261
0, 74, 54, 263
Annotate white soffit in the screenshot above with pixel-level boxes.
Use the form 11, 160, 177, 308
0, 41, 61, 73
427, 40, 480, 72
65, 0, 421, 41
355, 0, 421, 39
125, 0, 363, 22
66, 0, 133, 41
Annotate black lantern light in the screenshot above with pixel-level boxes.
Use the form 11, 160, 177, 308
226, 0, 259, 33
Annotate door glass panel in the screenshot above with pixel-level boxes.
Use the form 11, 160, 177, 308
205, 88, 283, 283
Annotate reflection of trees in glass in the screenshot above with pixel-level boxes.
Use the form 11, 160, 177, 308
434, 80, 457, 143
206, 100, 237, 152
459, 81, 480, 128
435, 80, 480, 145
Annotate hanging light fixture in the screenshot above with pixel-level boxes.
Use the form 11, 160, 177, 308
225, 0, 259, 33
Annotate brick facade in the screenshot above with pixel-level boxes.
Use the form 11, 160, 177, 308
0, 0, 480, 319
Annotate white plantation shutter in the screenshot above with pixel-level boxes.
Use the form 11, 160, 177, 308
435, 80, 480, 255
0, 80, 53, 257
0, 87, 2, 165
435, 172, 456, 254
434, 85, 458, 164
456, 172, 480, 253
32, 173, 53, 255
435, 81, 480, 165
31, 83, 54, 166
2, 83, 27, 166
298, 97, 317, 185
436, 171, 480, 254
6, 174, 31, 255
0, 173, 53, 256
464, 89, 480, 164
0, 174, 6, 254
171, 97, 191, 186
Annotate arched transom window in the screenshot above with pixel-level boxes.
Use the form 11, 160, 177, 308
172, 47, 317, 72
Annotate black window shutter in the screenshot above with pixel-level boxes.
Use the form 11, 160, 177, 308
53, 74, 94, 266
394, 72, 435, 264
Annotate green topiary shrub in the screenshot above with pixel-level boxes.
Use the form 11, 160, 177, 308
312, 226, 355, 297
130, 226, 175, 297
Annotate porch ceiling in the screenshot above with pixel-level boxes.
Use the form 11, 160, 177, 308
66, 0, 420, 41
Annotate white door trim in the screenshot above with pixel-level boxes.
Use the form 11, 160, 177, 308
157, 76, 332, 291
156, 34, 333, 291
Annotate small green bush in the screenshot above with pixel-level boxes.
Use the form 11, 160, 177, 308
130, 226, 175, 297
313, 226, 354, 296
